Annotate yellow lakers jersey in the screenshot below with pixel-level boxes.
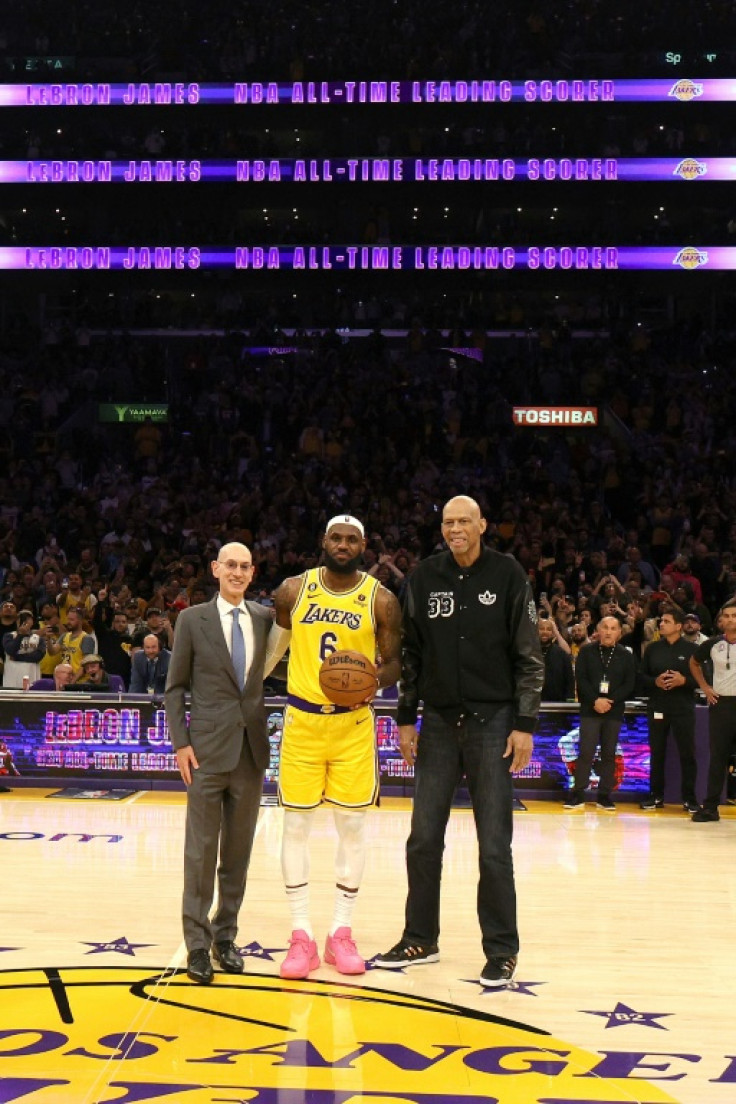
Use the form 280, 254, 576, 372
58, 631, 91, 674
288, 568, 379, 704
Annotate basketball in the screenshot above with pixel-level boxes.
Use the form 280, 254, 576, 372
318, 650, 378, 707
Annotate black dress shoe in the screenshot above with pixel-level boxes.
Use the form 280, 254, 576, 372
212, 940, 244, 973
187, 948, 214, 984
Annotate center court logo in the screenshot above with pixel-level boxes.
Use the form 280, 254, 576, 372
0, 967, 682, 1102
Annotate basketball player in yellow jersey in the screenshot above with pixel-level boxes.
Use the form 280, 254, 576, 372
272, 515, 401, 980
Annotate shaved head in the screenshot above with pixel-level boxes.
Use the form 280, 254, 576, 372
212, 542, 255, 604
441, 496, 487, 567
443, 495, 482, 520
217, 541, 251, 563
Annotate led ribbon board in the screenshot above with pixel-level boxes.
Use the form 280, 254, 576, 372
5, 156, 731, 183
3, 245, 728, 270
0, 77, 732, 106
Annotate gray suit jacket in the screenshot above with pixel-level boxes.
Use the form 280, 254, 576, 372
165, 597, 272, 773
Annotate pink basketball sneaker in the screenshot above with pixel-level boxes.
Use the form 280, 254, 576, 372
280, 930, 320, 979
324, 927, 365, 975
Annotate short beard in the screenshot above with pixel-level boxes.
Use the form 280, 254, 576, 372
323, 551, 362, 576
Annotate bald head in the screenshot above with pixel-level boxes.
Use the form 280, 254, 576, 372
54, 663, 74, 689
597, 616, 622, 646
441, 496, 487, 567
212, 541, 255, 604
444, 495, 482, 520
142, 633, 162, 659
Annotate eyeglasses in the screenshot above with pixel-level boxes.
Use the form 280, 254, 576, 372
219, 560, 254, 571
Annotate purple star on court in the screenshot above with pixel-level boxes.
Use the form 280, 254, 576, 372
462, 977, 544, 995
365, 956, 405, 973
583, 1001, 672, 1029
497, 979, 545, 996
238, 941, 286, 962
82, 936, 155, 956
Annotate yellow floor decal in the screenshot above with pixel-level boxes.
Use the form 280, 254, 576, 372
0, 967, 681, 1103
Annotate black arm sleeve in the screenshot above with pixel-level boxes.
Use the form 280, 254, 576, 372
508, 576, 544, 730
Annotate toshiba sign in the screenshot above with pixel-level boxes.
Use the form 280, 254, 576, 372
513, 406, 598, 426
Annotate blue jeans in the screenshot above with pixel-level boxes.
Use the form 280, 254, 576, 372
403, 704, 518, 959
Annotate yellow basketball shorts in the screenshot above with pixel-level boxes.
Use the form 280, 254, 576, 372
278, 704, 379, 810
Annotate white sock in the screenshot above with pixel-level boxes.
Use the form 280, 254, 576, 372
330, 810, 366, 935
331, 887, 358, 934
282, 809, 314, 937
285, 884, 312, 937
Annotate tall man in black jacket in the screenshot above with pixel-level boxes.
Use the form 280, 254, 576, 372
564, 616, 636, 812
637, 605, 698, 812
375, 496, 543, 988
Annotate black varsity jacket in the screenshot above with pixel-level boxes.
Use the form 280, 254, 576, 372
396, 547, 544, 732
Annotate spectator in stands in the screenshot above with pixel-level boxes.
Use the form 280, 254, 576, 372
133, 416, 163, 471
549, 594, 575, 641
76, 546, 100, 586
569, 621, 590, 665
672, 582, 712, 634
129, 633, 171, 695
617, 547, 658, 591
125, 600, 145, 637
57, 572, 94, 622
2, 610, 45, 688
690, 542, 721, 611
663, 554, 704, 604
38, 601, 63, 679
649, 496, 676, 568
539, 615, 574, 701
69, 654, 111, 690
35, 534, 67, 571
55, 663, 75, 689
0, 602, 18, 672
682, 611, 708, 645
132, 607, 174, 653
30, 662, 74, 692
716, 554, 736, 607
46, 606, 95, 676
34, 566, 62, 607
93, 585, 133, 687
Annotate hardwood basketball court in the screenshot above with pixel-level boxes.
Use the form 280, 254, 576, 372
1, 788, 733, 1103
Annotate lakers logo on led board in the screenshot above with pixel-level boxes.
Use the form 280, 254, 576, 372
673, 158, 707, 179
673, 247, 709, 269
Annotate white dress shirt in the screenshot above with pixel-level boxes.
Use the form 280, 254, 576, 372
216, 595, 255, 684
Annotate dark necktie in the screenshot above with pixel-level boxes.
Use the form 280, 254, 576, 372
147, 659, 155, 688
231, 608, 246, 689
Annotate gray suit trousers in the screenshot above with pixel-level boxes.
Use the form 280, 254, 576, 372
182, 738, 265, 950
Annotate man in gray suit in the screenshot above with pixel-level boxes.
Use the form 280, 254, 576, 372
165, 542, 275, 985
